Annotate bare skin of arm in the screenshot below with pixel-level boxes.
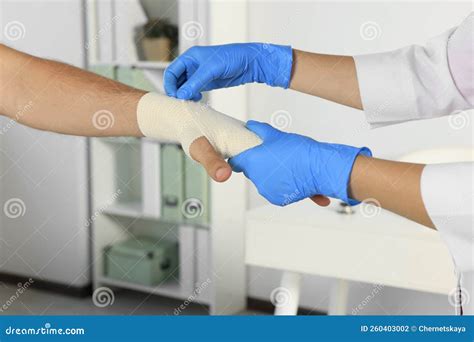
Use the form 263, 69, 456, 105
309, 156, 434, 228
290, 49, 363, 109
0, 44, 231, 182
348, 156, 434, 228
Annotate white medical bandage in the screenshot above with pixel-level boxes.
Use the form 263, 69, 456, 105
137, 92, 262, 159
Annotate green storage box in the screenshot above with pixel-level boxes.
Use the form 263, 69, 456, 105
116, 67, 135, 87
89, 65, 115, 79
104, 237, 178, 286
133, 69, 156, 92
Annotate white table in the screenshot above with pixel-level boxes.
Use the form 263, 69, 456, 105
245, 200, 456, 315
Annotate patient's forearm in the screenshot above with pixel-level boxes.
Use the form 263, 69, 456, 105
0, 44, 261, 156
348, 155, 434, 228
0, 44, 144, 137
0, 44, 245, 182
290, 50, 363, 110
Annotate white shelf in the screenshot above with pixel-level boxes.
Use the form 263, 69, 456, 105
102, 202, 167, 222
103, 201, 144, 218
102, 136, 178, 147
102, 204, 211, 230
142, 137, 171, 145
89, 60, 171, 70
98, 276, 186, 301
101, 137, 142, 145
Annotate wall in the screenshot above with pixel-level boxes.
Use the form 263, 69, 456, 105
245, 0, 472, 314
0, 0, 90, 287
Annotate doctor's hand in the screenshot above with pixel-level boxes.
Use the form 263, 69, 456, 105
164, 43, 293, 101
229, 121, 371, 206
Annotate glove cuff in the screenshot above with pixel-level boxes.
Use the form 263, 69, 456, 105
342, 147, 372, 205
257, 44, 293, 88
315, 144, 372, 205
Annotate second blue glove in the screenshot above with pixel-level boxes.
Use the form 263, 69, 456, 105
229, 121, 372, 206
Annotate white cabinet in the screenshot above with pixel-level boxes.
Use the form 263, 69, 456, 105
0, 0, 90, 287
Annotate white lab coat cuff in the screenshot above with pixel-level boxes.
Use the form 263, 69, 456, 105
421, 163, 474, 314
420, 163, 474, 273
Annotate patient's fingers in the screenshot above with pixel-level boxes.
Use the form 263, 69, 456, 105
310, 195, 330, 207
190, 136, 232, 182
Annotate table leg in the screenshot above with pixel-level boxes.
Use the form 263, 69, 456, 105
328, 278, 350, 315
274, 271, 302, 316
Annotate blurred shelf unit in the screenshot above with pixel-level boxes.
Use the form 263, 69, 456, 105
87, 0, 248, 314
89, 61, 170, 71
90, 63, 211, 302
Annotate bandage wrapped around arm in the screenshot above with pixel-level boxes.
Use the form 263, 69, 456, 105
137, 92, 262, 159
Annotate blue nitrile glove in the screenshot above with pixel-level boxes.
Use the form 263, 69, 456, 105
164, 43, 293, 101
229, 121, 372, 206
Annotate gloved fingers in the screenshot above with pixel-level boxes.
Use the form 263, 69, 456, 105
191, 93, 203, 102
229, 121, 277, 172
189, 136, 232, 182
309, 195, 330, 207
246, 120, 282, 141
228, 153, 245, 173
175, 72, 187, 92
176, 66, 217, 101
228, 145, 260, 173
164, 59, 188, 97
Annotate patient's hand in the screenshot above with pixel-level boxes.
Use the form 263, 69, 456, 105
229, 121, 370, 206
189, 136, 232, 182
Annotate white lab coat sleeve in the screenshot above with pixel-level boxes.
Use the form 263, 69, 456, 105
421, 162, 474, 314
447, 14, 474, 106
354, 27, 471, 128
